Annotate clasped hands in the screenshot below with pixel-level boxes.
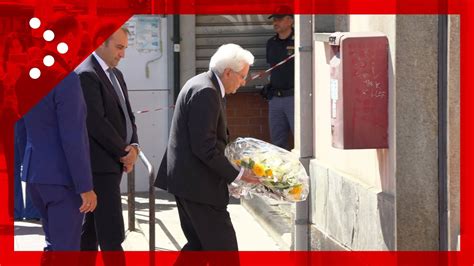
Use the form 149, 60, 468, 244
120, 145, 139, 173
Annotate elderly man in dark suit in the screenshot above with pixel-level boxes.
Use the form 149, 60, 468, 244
155, 44, 260, 263
75, 25, 139, 258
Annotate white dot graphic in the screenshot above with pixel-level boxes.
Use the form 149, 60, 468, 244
29, 68, 41, 79
43, 55, 55, 67
57, 42, 68, 54
43, 30, 55, 42
29, 17, 41, 29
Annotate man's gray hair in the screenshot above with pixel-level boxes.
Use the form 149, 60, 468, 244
209, 44, 254, 75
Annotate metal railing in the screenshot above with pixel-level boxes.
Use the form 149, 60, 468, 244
127, 150, 155, 251
127, 167, 136, 231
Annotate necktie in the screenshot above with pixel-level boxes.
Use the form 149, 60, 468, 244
107, 68, 132, 144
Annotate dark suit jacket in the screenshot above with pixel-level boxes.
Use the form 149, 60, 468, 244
75, 55, 138, 175
154, 71, 239, 207
21, 72, 93, 194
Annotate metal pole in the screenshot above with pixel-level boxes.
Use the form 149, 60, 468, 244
136, 151, 155, 251
173, 15, 181, 102
437, 14, 448, 251
127, 167, 136, 231
294, 14, 314, 251
149, 169, 156, 252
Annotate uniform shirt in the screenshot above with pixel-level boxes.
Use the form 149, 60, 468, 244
266, 29, 295, 90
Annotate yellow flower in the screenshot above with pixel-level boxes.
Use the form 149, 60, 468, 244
234, 160, 241, 167
252, 163, 266, 177
289, 185, 302, 200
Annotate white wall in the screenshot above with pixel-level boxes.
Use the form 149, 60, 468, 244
119, 15, 170, 192
313, 15, 396, 194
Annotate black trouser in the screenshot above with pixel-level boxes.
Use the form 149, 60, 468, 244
80, 172, 125, 266
174, 196, 240, 266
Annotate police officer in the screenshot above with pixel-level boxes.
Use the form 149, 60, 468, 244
265, 7, 294, 150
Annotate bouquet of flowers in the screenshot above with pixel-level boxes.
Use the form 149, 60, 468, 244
225, 137, 309, 202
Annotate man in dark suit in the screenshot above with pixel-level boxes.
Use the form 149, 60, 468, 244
75, 25, 139, 256
154, 44, 260, 264
22, 72, 97, 251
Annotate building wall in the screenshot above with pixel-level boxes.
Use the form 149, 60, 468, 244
180, 15, 196, 86
226, 92, 270, 142
120, 15, 170, 192
309, 15, 455, 251
314, 15, 395, 194
311, 15, 396, 250
394, 15, 439, 250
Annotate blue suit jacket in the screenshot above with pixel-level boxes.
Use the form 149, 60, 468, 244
21, 72, 93, 194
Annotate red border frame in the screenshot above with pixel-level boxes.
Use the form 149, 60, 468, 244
0, 0, 472, 265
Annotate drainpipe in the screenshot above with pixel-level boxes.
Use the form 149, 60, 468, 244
294, 14, 314, 251
173, 15, 181, 102
437, 14, 448, 251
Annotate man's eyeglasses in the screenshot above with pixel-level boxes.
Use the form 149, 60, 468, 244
232, 70, 248, 81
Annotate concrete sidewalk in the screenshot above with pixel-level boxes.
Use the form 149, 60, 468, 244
129, 190, 283, 251
14, 190, 283, 251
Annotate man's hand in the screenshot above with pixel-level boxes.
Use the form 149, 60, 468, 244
120, 145, 139, 166
123, 163, 134, 174
240, 168, 261, 184
79, 190, 97, 213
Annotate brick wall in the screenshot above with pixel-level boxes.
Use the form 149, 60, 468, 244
226, 91, 270, 142
226, 91, 294, 149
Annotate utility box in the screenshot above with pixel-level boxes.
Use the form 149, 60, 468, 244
328, 32, 388, 149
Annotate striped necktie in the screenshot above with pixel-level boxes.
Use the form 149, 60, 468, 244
107, 68, 132, 144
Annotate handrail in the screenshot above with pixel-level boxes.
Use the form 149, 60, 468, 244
126, 151, 155, 251
138, 151, 156, 252
127, 166, 136, 231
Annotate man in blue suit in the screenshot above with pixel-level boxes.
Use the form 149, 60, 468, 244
14, 118, 40, 221
21, 72, 97, 251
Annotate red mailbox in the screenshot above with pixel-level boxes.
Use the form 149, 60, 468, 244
328, 32, 388, 149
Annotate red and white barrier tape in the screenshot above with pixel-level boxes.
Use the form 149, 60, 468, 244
250, 54, 295, 80
134, 105, 175, 114
133, 55, 294, 114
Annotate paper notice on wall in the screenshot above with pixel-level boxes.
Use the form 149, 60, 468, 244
125, 15, 161, 54
125, 18, 136, 48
